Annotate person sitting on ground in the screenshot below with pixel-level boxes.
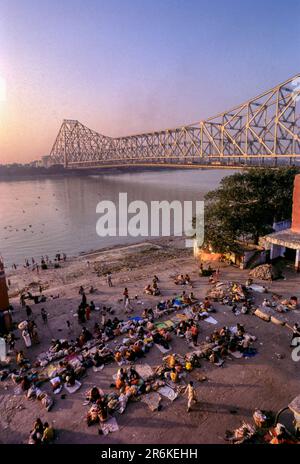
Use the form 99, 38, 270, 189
152, 331, 170, 350
93, 350, 104, 367
189, 292, 197, 302
237, 323, 245, 337
203, 297, 214, 313
115, 368, 127, 390
98, 397, 108, 422
65, 370, 76, 387
132, 340, 144, 358
176, 320, 187, 337
144, 284, 153, 295
90, 300, 96, 312
209, 351, 219, 364
41, 422, 54, 444
184, 274, 191, 285
128, 366, 140, 382
152, 281, 161, 296
185, 326, 193, 345
164, 353, 176, 369
16, 350, 29, 368
86, 386, 102, 404
262, 298, 271, 308
174, 274, 185, 285
114, 350, 123, 365
169, 368, 179, 383
81, 326, 93, 343
181, 291, 191, 304
28, 418, 44, 445
93, 322, 101, 337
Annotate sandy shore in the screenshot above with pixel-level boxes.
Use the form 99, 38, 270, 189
1, 238, 300, 444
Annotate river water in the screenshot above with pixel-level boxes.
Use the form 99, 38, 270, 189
0, 169, 235, 266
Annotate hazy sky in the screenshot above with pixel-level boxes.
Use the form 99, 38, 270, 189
1, 0, 299, 163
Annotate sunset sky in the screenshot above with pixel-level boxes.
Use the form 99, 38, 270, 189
1, 0, 299, 164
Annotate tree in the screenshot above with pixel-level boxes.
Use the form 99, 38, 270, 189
201, 167, 300, 253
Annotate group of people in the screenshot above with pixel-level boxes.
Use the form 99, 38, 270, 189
20, 318, 39, 348
4, 258, 262, 444
22, 253, 67, 273
174, 274, 191, 285
28, 418, 54, 444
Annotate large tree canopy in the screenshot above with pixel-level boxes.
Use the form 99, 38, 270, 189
202, 167, 300, 253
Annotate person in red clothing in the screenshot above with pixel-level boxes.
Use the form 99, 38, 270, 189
86, 305, 91, 321
190, 324, 199, 346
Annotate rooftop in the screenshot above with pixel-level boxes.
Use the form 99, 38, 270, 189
265, 228, 300, 250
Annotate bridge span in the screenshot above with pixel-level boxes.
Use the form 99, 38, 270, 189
48, 74, 300, 169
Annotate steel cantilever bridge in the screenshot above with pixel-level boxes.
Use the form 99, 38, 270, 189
49, 74, 300, 169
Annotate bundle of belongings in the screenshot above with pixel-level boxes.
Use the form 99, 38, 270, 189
254, 295, 299, 325
207, 282, 248, 306
226, 409, 299, 444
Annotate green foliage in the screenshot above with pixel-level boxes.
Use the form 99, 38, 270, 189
202, 167, 300, 253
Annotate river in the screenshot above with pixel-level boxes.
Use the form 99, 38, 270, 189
0, 169, 236, 266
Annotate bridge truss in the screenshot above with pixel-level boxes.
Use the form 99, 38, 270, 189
49, 74, 300, 168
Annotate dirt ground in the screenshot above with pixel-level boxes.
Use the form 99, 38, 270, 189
1, 238, 300, 444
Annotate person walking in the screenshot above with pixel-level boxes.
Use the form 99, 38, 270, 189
107, 272, 113, 287
41, 308, 48, 324
184, 381, 198, 412
191, 324, 199, 346
25, 305, 32, 319
66, 320, 72, 334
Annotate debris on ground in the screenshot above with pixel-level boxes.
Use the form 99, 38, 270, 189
249, 264, 281, 281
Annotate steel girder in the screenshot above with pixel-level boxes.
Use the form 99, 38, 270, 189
49, 75, 300, 168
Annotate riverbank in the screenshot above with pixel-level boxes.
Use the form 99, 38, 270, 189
1, 239, 300, 444
0, 163, 246, 183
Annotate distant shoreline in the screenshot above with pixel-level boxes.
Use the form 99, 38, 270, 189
0, 164, 243, 182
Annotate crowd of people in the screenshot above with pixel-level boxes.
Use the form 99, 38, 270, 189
0, 262, 281, 445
